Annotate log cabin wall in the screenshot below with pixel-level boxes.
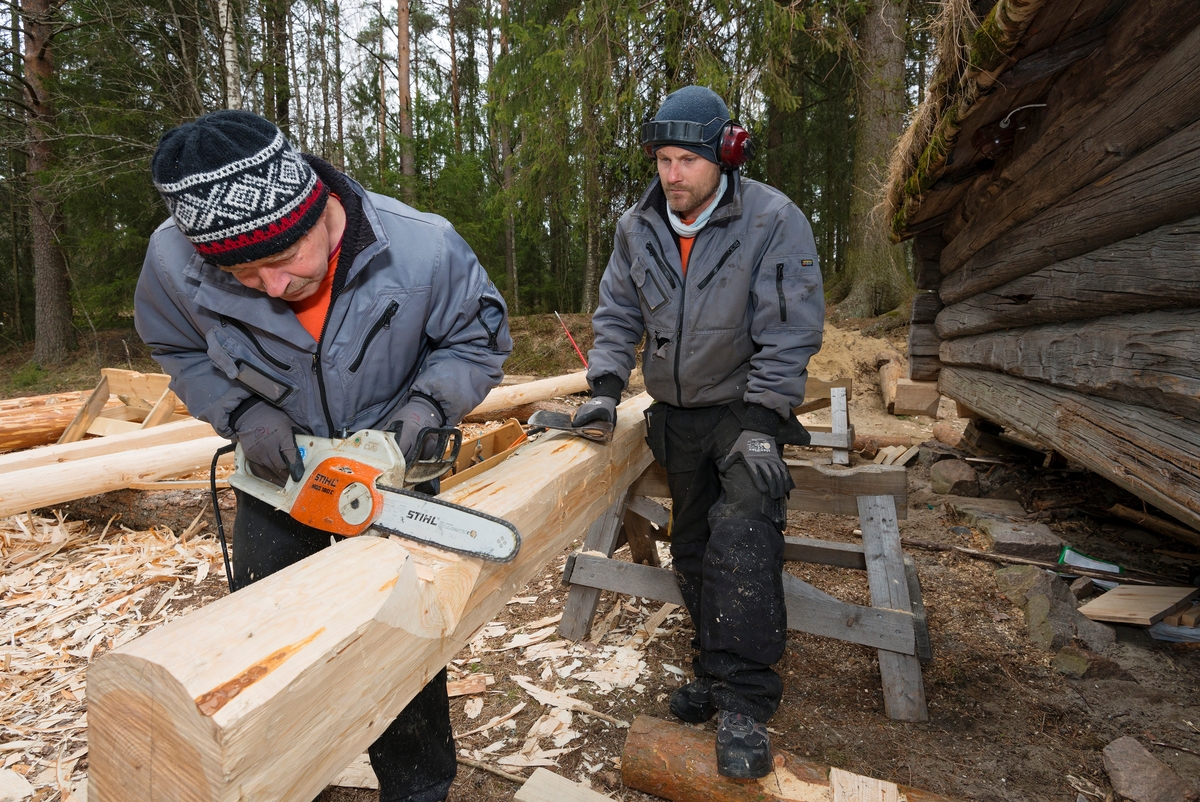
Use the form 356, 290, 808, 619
888, 0, 1200, 531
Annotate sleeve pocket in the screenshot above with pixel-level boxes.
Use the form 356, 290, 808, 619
631, 257, 668, 312
774, 256, 820, 324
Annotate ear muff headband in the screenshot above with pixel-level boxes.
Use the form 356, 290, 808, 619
641, 117, 755, 169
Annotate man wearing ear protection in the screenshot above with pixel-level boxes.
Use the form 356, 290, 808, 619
134, 110, 511, 802
574, 85, 824, 779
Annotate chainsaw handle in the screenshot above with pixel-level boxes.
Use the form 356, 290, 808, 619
405, 426, 462, 486
227, 441, 301, 512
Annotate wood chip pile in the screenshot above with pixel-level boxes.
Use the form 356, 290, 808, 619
0, 512, 224, 801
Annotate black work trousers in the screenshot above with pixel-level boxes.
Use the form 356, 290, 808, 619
231, 489, 457, 802
646, 402, 790, 722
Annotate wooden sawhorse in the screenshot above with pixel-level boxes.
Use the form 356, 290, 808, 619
557, 457, 931, 722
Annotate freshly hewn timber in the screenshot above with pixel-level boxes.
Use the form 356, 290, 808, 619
940, 117, 1200, 304
468, 371, 588, 417
942, 21, 1200, 275
56, 377, 110, 444
621, 716, 956, 802
0, 435, 229, 517
631, 460, 908, 519
87, 395, 655, 802
936, 216, 1200, 337
0, 418, 216, 475
939, 367, 1200, 531
939, 309, 1200, 421
893, 380, 941, 418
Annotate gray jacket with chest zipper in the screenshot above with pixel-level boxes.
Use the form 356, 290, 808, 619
587, 172, 824, 425
134, 162, 511, 439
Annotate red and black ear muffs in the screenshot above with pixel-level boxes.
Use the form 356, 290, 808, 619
640, 116, 756, 169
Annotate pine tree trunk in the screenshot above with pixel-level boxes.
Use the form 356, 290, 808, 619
218, 0, 242, 108
22, 0, 74, 364
836, 0, 911, 318
447, 0, 461, 154
499, 0, 516, 313
266, 0, 291, 134
397, 0, 415, 198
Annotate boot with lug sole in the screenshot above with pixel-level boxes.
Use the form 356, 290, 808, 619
669, 677, 716, 724
715, 710, 772, 779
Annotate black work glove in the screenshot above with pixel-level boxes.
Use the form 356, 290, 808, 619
233, 402, 306, 486
719, 430, 789, 499
572, 395, 617, 428
386, 396, 444, 462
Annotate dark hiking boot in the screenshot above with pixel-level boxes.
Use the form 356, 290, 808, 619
669, 677, 716, 723
715, 710, 772, 779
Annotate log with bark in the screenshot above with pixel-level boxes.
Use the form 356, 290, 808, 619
621, 715, 955, 802
939, 117, 1200, 304
468, 371, 589, 417
86, 394, 655, 802
939, 367, 1200, 532
935, 215, 1200, 338
0, 393, 123, 451
939, 309, 1200, 422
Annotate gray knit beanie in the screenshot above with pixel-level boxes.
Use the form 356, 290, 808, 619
649, 86, 730, 164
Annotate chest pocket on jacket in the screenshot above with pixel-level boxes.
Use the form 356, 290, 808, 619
631, 257, 668, 313
773, 256, 820, 324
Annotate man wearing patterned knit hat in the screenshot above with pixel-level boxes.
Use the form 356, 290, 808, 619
134, 109, 510, 802
574, 85, 824, 778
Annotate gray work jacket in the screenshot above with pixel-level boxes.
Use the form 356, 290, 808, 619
587, 172, 824, 420
134, 174, 511, 439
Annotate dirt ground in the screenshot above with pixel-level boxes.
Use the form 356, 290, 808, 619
2, 318, 1199, 802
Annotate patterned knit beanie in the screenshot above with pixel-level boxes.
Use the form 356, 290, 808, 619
151, 110, 329, 266
650, 86, 730, 164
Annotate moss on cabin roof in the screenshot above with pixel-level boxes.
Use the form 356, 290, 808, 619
884, 0, 1048, 241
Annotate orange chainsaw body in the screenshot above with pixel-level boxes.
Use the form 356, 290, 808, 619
289, 455, 385, 536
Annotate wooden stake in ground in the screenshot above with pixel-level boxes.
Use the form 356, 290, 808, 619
86, 394, 655, 802
621, 716, 956, 802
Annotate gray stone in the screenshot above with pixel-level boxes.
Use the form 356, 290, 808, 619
996, 566, 1074, 607
1069, 577, 1095, 600
1103, 736, 1197, 802
1075, 612, 1117, 653
994, 566, 1114, 653
978, 518, 1065, 561
1026, 594, 1075, 650
930, 459, 979, 497
1052, 646, 1093, 678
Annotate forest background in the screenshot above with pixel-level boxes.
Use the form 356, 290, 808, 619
1, 0, 941, 365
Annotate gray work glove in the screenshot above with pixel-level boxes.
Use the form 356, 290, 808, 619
386, 396, 444, 462
719, 430, 789, 499
572, 395, 617, 429
234, 402, 306, 486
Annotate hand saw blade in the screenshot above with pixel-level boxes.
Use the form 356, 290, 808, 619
370, 485, 521, 563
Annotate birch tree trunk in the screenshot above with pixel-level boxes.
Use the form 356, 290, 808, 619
22, 0, 75, 364
835, 0, 911, 318
218, 0, 242, 108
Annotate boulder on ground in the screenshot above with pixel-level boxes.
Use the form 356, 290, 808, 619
979, 519, 1065, 561
930, 459, 979, 496
1103, 736, 1197, 802
995, 566, 1115, 653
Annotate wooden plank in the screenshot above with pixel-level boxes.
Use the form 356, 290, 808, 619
941, 21, 1200, 276
622, 510, 661, 567
939, 366, 1200, 532
941, 117, 1200, 304
631, 460, 908, 519
0, 435, 230, 517
793, 377, 853, 416
516, 768, 614, 802
904, 555, 933, 664
1078, 585, 1200, 626
88, 417, 150, 437
831, 767, 901, 802
101, 369, 173, 406
567, 554, 916, 654
468, 371, 589, 417
1181, 604, 1200, 628
621, 715, 958, 802
939, 309, 1200, 422
55, 376, 110, 444
893, 379, 940, 418
440, 420, 527, 490
830, 386, 849, 466
558, 490, 632, 641
935, 215, 1200, 338
627, 495, 670, 528
139, 388, 180, 429
87, 394, 656, 802
784, 537, 866, 570
859, 495, 927, 722
0, 417, 217, 475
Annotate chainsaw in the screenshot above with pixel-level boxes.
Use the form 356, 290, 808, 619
226, 427, 521, 564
